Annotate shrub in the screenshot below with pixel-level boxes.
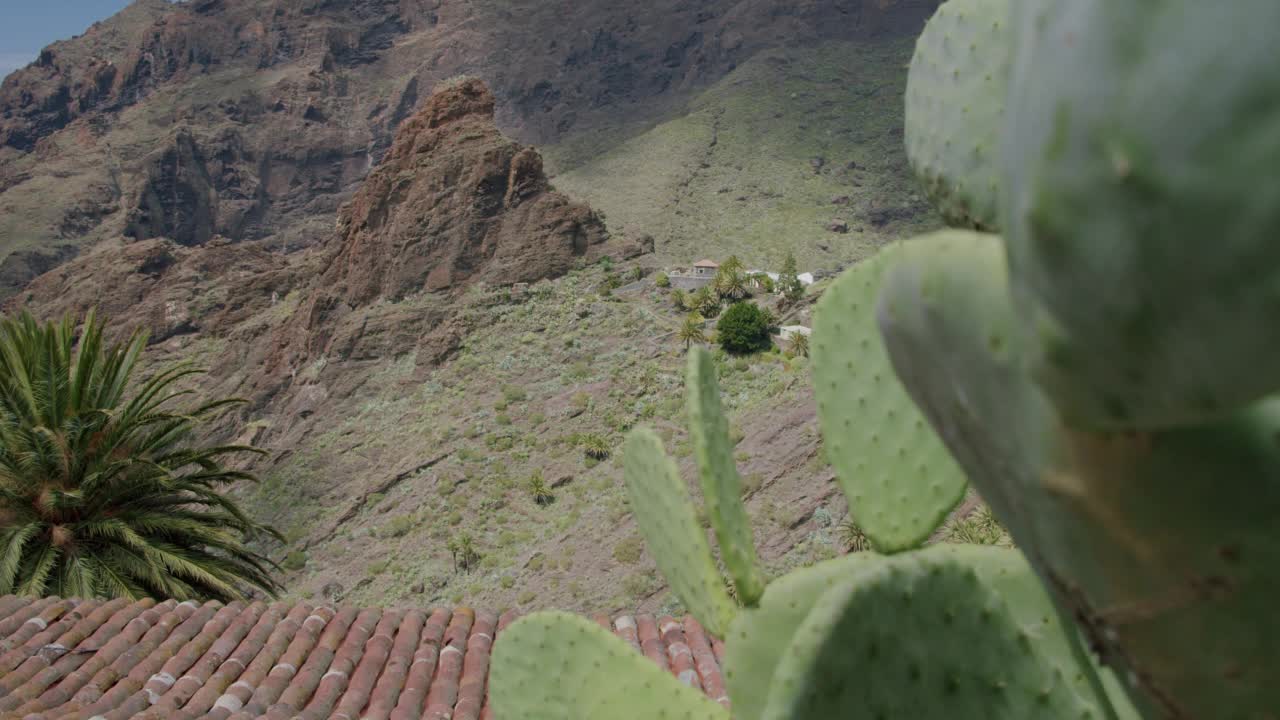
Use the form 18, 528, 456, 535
946, 505, 1013, 547
717, 302, 773, 355
503, 385, 529, 403
282, 551, 307, 571
655, 272, 671, 288
517, 590, 537, 605
383, 515, 417, 538
671, 289, 688, 310
839, 519, 871, 552
613, 535, 644, 564
528, 470, 555, 506
580, 433, 611, 460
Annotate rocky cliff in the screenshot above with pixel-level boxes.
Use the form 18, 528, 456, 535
7, 78, 641, 424
0, 0, 940, 298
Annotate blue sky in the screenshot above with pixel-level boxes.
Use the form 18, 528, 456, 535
0, 0, 133, 79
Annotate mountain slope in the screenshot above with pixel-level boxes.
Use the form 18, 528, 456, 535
547, 38, 937, 273
0, 0, 940, 298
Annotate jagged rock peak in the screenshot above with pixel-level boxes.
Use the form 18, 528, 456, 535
323, 77, 639, 308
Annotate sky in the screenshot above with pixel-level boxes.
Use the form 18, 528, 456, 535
0, 0, 134, 79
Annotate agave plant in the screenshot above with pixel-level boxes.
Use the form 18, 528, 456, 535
0, 311, 282, 602
527, 470, 554, 506
580, 433, 611, 461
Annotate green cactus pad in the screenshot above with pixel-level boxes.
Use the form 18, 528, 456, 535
759, 546, 1102, 719
723, 554, 879, 720
877, 229, 1280, 716
490, 611, 730, 720
687, 346, 766, 607
623, 427, 739, 637
1002, 0, 1280, 428
812, 243, 967, 553
905, 0, 1011, 231
875, 230, 1042, 546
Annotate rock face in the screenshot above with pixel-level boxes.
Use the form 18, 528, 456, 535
273, 79, 639, 386
322, 79, 622, 306
3, 237, 297, 344
0, 0, 942, 298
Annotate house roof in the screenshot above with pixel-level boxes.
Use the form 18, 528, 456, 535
0, 595, 728, 719
692, 259, 720, 268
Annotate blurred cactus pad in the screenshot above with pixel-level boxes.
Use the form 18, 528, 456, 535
491, 0, 1280, 717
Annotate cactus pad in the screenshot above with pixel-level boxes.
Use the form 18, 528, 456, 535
878, 229, 1280, 716
687, 346, 766, 607
723, 554, 878, 720
1002, 0, 1280, 428
759, 546, 1102, 719
905, 0, 1011, 231
812, 243, 967, 552
623, 428, 739, 637
490, 611, 730, 720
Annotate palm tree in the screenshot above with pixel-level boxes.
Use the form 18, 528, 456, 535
0, 311, 281, 602
714, 267, 750, 301
677, 314, 707, 351
789, 331, 810, 358
721, 255, 746, 276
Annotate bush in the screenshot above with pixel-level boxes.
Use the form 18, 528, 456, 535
613, 535, 644, 564
382, 515, 417, 538
655, 272, 671, 288
580, 433, 612, 460
502, 385, 528, 403
717, 302, 773, 355
282, 551, 307, 571
528, 470, 555, 506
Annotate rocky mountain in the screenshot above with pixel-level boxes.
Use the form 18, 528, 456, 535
0, 0, 939, 298
0, 0, 949, 612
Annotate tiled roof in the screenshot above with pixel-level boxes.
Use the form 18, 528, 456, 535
0, 595, 728, 719
692, 259, 720, 268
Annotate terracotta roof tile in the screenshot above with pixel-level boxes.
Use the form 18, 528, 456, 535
0, 595, 730, 718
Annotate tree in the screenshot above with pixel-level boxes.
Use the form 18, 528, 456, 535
677, 313, 707, 351
671, 289, 688, 310
714, 266, 750, 301
716, 302, 773, 355
448, 533, 479, 572
721, 255, 746, 276
0, 312, 281, 601
692, 287, 721, 318
779, 252, 804, 302
788, 331, 810, 358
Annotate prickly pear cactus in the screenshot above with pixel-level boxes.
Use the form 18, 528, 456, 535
905, 0, 1010, 230
622, 428, 738, 637
1001, 0, 1280, 428
490, 611, 729, 720
878, 228, 1280, 719
723, 554, 877, 720
759, 546, 1106, 720
687, 347, 766, 606
812, 244, 967, 552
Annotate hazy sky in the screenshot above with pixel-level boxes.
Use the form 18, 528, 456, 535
0, 1, 133, 79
